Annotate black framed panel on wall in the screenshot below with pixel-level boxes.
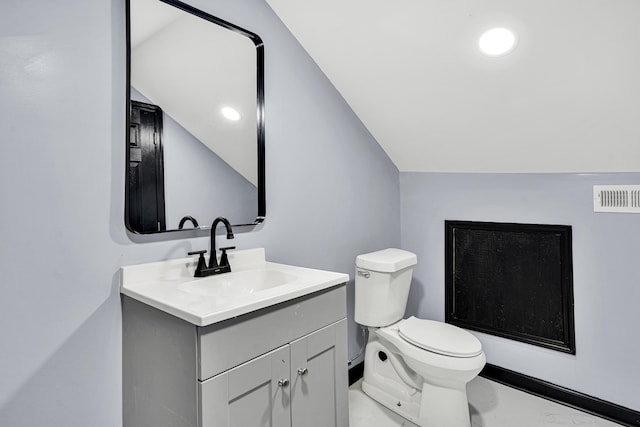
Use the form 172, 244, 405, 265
445, 221, 575, 354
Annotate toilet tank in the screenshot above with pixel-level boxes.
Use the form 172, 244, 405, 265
354, 248, 417, 327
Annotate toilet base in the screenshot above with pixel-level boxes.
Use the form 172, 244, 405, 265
361, 378, 420, 424
362, 377, 472, 427
418, 381, 472, 427
361, 334, 474, 427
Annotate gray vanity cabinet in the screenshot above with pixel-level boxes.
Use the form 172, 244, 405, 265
290, 320, 348, 427
200, 320, 347, 427
199, 345, 292, 427
123, 285, 349, 427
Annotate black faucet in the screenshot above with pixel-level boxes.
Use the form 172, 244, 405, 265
208, 217, 234, 268
178, 215, 199, 230
187, 217, 235, 277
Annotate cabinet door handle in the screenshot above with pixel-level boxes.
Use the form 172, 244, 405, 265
278, 378, 289, 387
297, 367, 308, 376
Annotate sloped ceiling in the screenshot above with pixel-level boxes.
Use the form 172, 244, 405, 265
266, 0, 640, 173
131, 0, 258, 184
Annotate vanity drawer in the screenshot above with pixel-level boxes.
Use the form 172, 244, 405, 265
197, 284, 346, 381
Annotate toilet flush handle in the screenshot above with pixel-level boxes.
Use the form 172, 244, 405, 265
357, 269, 370, 279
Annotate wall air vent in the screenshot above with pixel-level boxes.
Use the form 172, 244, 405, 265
593, 185, 640, 213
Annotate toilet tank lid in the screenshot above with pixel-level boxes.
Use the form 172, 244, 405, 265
356, 248, 417, 273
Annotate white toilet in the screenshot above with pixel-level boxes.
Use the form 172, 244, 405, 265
355, 248, 486, 427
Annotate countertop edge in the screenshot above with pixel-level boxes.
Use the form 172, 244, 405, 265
121, 273, 349, 327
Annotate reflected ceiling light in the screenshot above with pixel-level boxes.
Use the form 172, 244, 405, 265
221, 107, 241, 121
478, 28, 517, 57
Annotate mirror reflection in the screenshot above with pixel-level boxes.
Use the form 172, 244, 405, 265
126, 0, 265, 234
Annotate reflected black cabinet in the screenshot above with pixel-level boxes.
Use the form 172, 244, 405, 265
128, 101, 166, 232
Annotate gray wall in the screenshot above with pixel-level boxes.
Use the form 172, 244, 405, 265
400, 172, 640, 411
0, 0, 399, 425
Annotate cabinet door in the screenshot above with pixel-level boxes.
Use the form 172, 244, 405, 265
200, 345, 291, 427
290, 319, 349, 427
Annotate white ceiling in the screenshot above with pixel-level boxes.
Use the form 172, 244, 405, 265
266, 0, 640, 173
131, 0, 258, 184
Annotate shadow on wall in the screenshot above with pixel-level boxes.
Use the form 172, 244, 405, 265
0, 295, 122, 427
405, 278, 425, 320
345, 279, 367, 365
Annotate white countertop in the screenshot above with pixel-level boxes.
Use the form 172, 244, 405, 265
120, 248, 349, 326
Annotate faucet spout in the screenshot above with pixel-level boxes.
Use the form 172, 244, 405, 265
209, 217, 234, 269
178, 215, 199, 230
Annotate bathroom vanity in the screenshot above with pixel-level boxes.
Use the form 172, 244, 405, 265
121, 249, 349, 427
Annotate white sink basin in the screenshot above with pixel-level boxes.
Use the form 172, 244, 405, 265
120, 248, 349, 326
177, 269, 298, 297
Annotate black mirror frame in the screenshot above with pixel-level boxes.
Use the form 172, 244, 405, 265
125, 0, 265, 235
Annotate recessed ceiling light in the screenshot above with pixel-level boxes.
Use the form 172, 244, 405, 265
478, 28, 517, 57
221, 107, 240, 121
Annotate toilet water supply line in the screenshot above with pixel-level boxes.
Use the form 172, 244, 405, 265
348, 325, 368, 367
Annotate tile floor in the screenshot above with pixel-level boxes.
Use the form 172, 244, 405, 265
349, 377, 623, 427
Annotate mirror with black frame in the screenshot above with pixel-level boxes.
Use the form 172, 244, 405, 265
126, 0, 265, 234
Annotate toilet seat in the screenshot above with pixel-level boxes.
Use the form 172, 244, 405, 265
397, 317, 482, 358
375, 321, 485, 372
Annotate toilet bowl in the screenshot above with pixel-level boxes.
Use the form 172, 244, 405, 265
355, 249, 486, 427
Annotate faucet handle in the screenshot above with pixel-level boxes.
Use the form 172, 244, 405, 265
219, 246, 236, 269
188, 250, 207, 255
187, 250, 208, 277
